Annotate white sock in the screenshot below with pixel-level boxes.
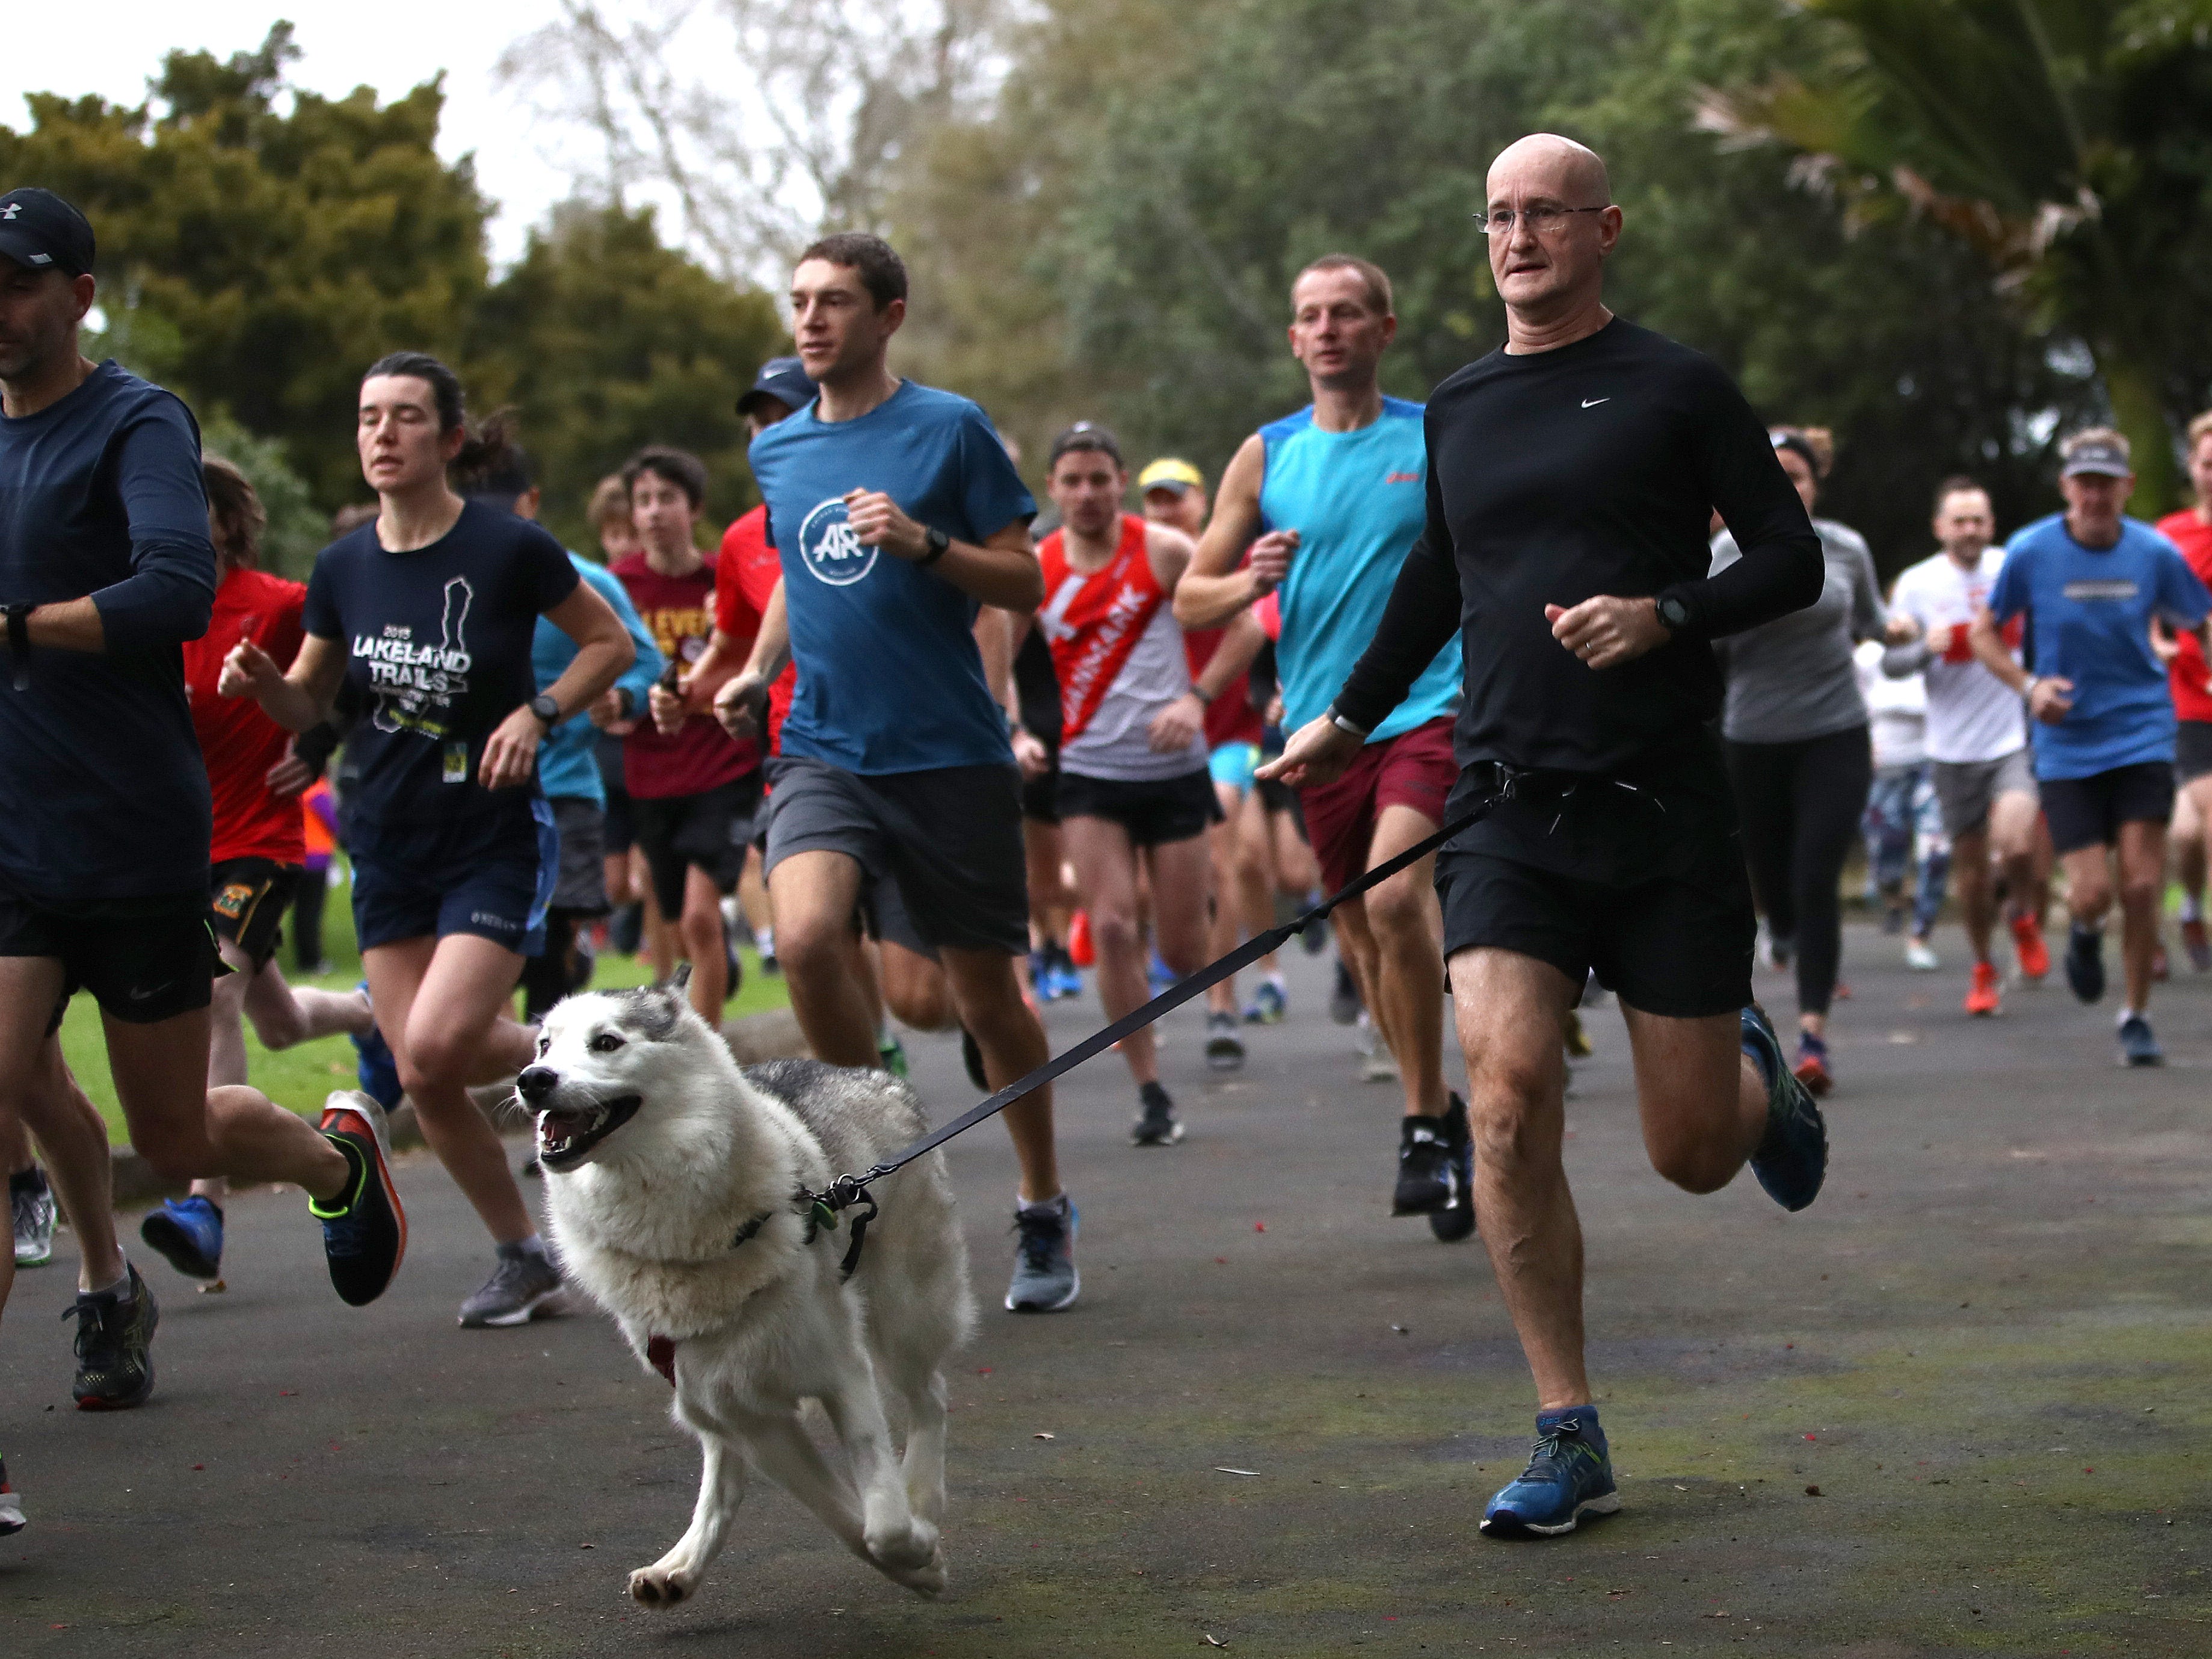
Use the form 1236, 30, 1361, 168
85, 1263, 131, 1301
2116, 1006, 2145, 1027
1017, 1191, 1067, 1218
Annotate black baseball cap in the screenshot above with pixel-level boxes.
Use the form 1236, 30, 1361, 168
0, 187, 95, 279
736, 356, 815, 419
1049, 421, 1123, 468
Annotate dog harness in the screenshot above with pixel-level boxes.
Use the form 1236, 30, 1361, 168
642, 1187, 881, 1388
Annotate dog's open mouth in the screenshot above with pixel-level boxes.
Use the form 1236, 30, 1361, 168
535, 1095, 642, 1172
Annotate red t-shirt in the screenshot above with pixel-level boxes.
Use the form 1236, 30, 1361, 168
1184, 627, 1263, 748
715, 505, 796, 755
2158, 510, 2212, 723
184, 566, 308, 866
612, 551, 757, 799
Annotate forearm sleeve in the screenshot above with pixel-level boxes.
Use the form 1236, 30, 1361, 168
1654, 374, 1823, 642
91, 417, 218, 654
1881, 639, 1933, 678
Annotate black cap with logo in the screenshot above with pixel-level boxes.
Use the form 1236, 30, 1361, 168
0, 188, 96, 279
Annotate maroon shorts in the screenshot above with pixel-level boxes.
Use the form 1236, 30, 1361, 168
1296, 716, 1457, 894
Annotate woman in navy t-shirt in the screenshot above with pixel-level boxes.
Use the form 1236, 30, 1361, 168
222, 351, 633, 1325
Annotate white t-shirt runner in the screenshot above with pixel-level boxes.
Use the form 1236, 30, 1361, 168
1885, 547, 2027, 764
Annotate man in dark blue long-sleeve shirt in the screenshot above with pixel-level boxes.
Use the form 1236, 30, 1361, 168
0, 190, 401, 1471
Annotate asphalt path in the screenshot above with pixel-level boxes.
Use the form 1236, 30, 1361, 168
5, 921, 2211, 1657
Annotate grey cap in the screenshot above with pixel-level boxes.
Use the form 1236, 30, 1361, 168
2061, 435, 2132, 478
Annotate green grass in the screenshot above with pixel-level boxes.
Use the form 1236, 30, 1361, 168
59, 856, 789, 1142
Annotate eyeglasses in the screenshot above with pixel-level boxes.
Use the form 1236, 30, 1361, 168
1475, 205, 1607, 237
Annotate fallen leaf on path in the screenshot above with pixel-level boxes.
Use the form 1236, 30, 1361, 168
1805, 1485, 1823, 1496
1203, 1636, 1229, 1649
1034, 1432, 1056, 1440
1214, 1468, 1262, 1477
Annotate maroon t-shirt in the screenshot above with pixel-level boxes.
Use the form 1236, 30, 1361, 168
612, 550, 757, 799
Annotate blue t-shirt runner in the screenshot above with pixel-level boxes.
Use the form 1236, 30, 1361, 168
1988, 513, 2212, 781
747, 376, 1038, 961
751, 379, 1032, 775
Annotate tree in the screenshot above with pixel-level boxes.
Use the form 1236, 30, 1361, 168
1696, 0, 2212, 512
469, 200, 788, 549
0, 24, 493, 506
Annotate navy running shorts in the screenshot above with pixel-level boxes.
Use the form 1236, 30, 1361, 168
350, 799, 559, 957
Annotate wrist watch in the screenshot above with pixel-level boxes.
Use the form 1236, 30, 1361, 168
918, 527, 952, 566
1327, 705, 1371, 739
527, 693, 562, 728
1655, 593, 1692, 635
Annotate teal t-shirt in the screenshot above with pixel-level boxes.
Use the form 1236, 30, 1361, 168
748, 381, 1035, 775
1258, 397, 1461, 741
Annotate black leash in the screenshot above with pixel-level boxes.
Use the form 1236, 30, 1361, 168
796, 776, 1533, 1240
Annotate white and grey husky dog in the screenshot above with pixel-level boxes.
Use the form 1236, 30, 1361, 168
522, 975, 973, 1607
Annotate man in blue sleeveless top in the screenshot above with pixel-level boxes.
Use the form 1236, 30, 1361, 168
1175, 255, 1472, 1244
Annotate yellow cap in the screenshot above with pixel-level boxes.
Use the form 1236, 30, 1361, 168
1136, 457, 1204, 494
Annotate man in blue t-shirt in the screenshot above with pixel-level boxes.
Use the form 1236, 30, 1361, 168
713, 233, 1078, 1313
1975, 427, 2212, 1064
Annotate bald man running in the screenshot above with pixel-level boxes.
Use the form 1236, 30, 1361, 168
1267, 135, 1828, 1537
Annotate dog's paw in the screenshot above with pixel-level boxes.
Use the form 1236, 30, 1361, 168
887, 1548, 947, 1599
628, 1564, 698, 1608
865, 1516, 939, 1573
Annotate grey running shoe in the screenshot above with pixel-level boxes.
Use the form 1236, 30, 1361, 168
1005, 1199, 1079, 1312
67, 1264, 156, 1410
1204, 1011, 1246, 1072
1357, 1012, 1399, 1082
458, 1248, 569, 1329
1132, 1081, 1183, 1147
2118, 1011, 2164, 1067
1329, 959, 1361, 1025
11, 1167, 55, 1267
0, 1455, 23, 1536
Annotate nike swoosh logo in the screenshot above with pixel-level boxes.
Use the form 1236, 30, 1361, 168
129, 981, 175, 1002
1582, 397, 1610, 409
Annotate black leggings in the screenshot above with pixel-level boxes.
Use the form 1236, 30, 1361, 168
1724, 726, 1873, 1019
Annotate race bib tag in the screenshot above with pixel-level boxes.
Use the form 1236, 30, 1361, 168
443, 742, 470, 785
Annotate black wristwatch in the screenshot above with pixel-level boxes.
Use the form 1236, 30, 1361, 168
918, 527, 952, 566
4, 604, 32, 691
1655, 593, 1692, 636
527, 693, 562, 729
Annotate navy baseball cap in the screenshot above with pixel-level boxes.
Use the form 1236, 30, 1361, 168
2060, 433, 2132, 479
0, 187, 95, 279
736, 356, 815, 419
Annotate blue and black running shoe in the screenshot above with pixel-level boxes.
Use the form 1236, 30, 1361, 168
1480, 1406, 1620, 1537
2065, 923, 2107, 1005
1741, 1004, 1828, 1213
312, 1092, 407, 1307
349, 983, 404, 1111
140, 1196, 224, 1282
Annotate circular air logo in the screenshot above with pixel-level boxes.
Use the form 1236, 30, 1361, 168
798, 496, 877, 587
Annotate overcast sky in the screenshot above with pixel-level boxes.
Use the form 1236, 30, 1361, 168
1, 4, 580, 264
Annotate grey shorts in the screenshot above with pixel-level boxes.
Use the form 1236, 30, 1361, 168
762, 754, 1030, 957
1931, 748, 2038, 839
548, 797, 610, 915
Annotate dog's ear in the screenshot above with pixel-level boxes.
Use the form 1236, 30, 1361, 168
670, 962, 694, 994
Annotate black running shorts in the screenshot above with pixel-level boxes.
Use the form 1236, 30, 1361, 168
209, 857, 301, 974
763, 754, 1030, 957
2039, 761, 2176, 856
0, 889, 221, 1034
1056, 766, 1221, 847
632, 774, 763, 918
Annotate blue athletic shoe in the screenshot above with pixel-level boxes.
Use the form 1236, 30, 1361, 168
1480, 1406, 1620, 1537
350, 983, 403, 1111
139, 1196, 224, 1282
1047, 960, 1085, 1001
1147, 951, 1177, 995
1741, 1005, 1828, 1213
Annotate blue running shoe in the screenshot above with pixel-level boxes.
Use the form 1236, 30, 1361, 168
1147, 951, 1177, 995
1242, 975, 1288, 1025
2117, 1010, 2163, 1067
1741, 1005, 1828, 1213
349, 982, 403, 1110
1480, 1406, 1620, 1537
139, 1196, 224, 1282
1048, 960, 1085, 1001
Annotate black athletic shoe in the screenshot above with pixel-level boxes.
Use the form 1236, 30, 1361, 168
2065, 924, 2106, 1004
1393, 1114, 1456, 1216
66, 1264, 156, 1410
1329, 959, 1362, 1025
1429, 1093, 1476, 1242
311, 1092, 407, 1307
1132, 1080, 1183, 1146
960, 1026, 990, 1092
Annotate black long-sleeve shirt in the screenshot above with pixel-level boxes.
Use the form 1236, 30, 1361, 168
0, 361, 217, 901
1334, 318, 1822, 776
